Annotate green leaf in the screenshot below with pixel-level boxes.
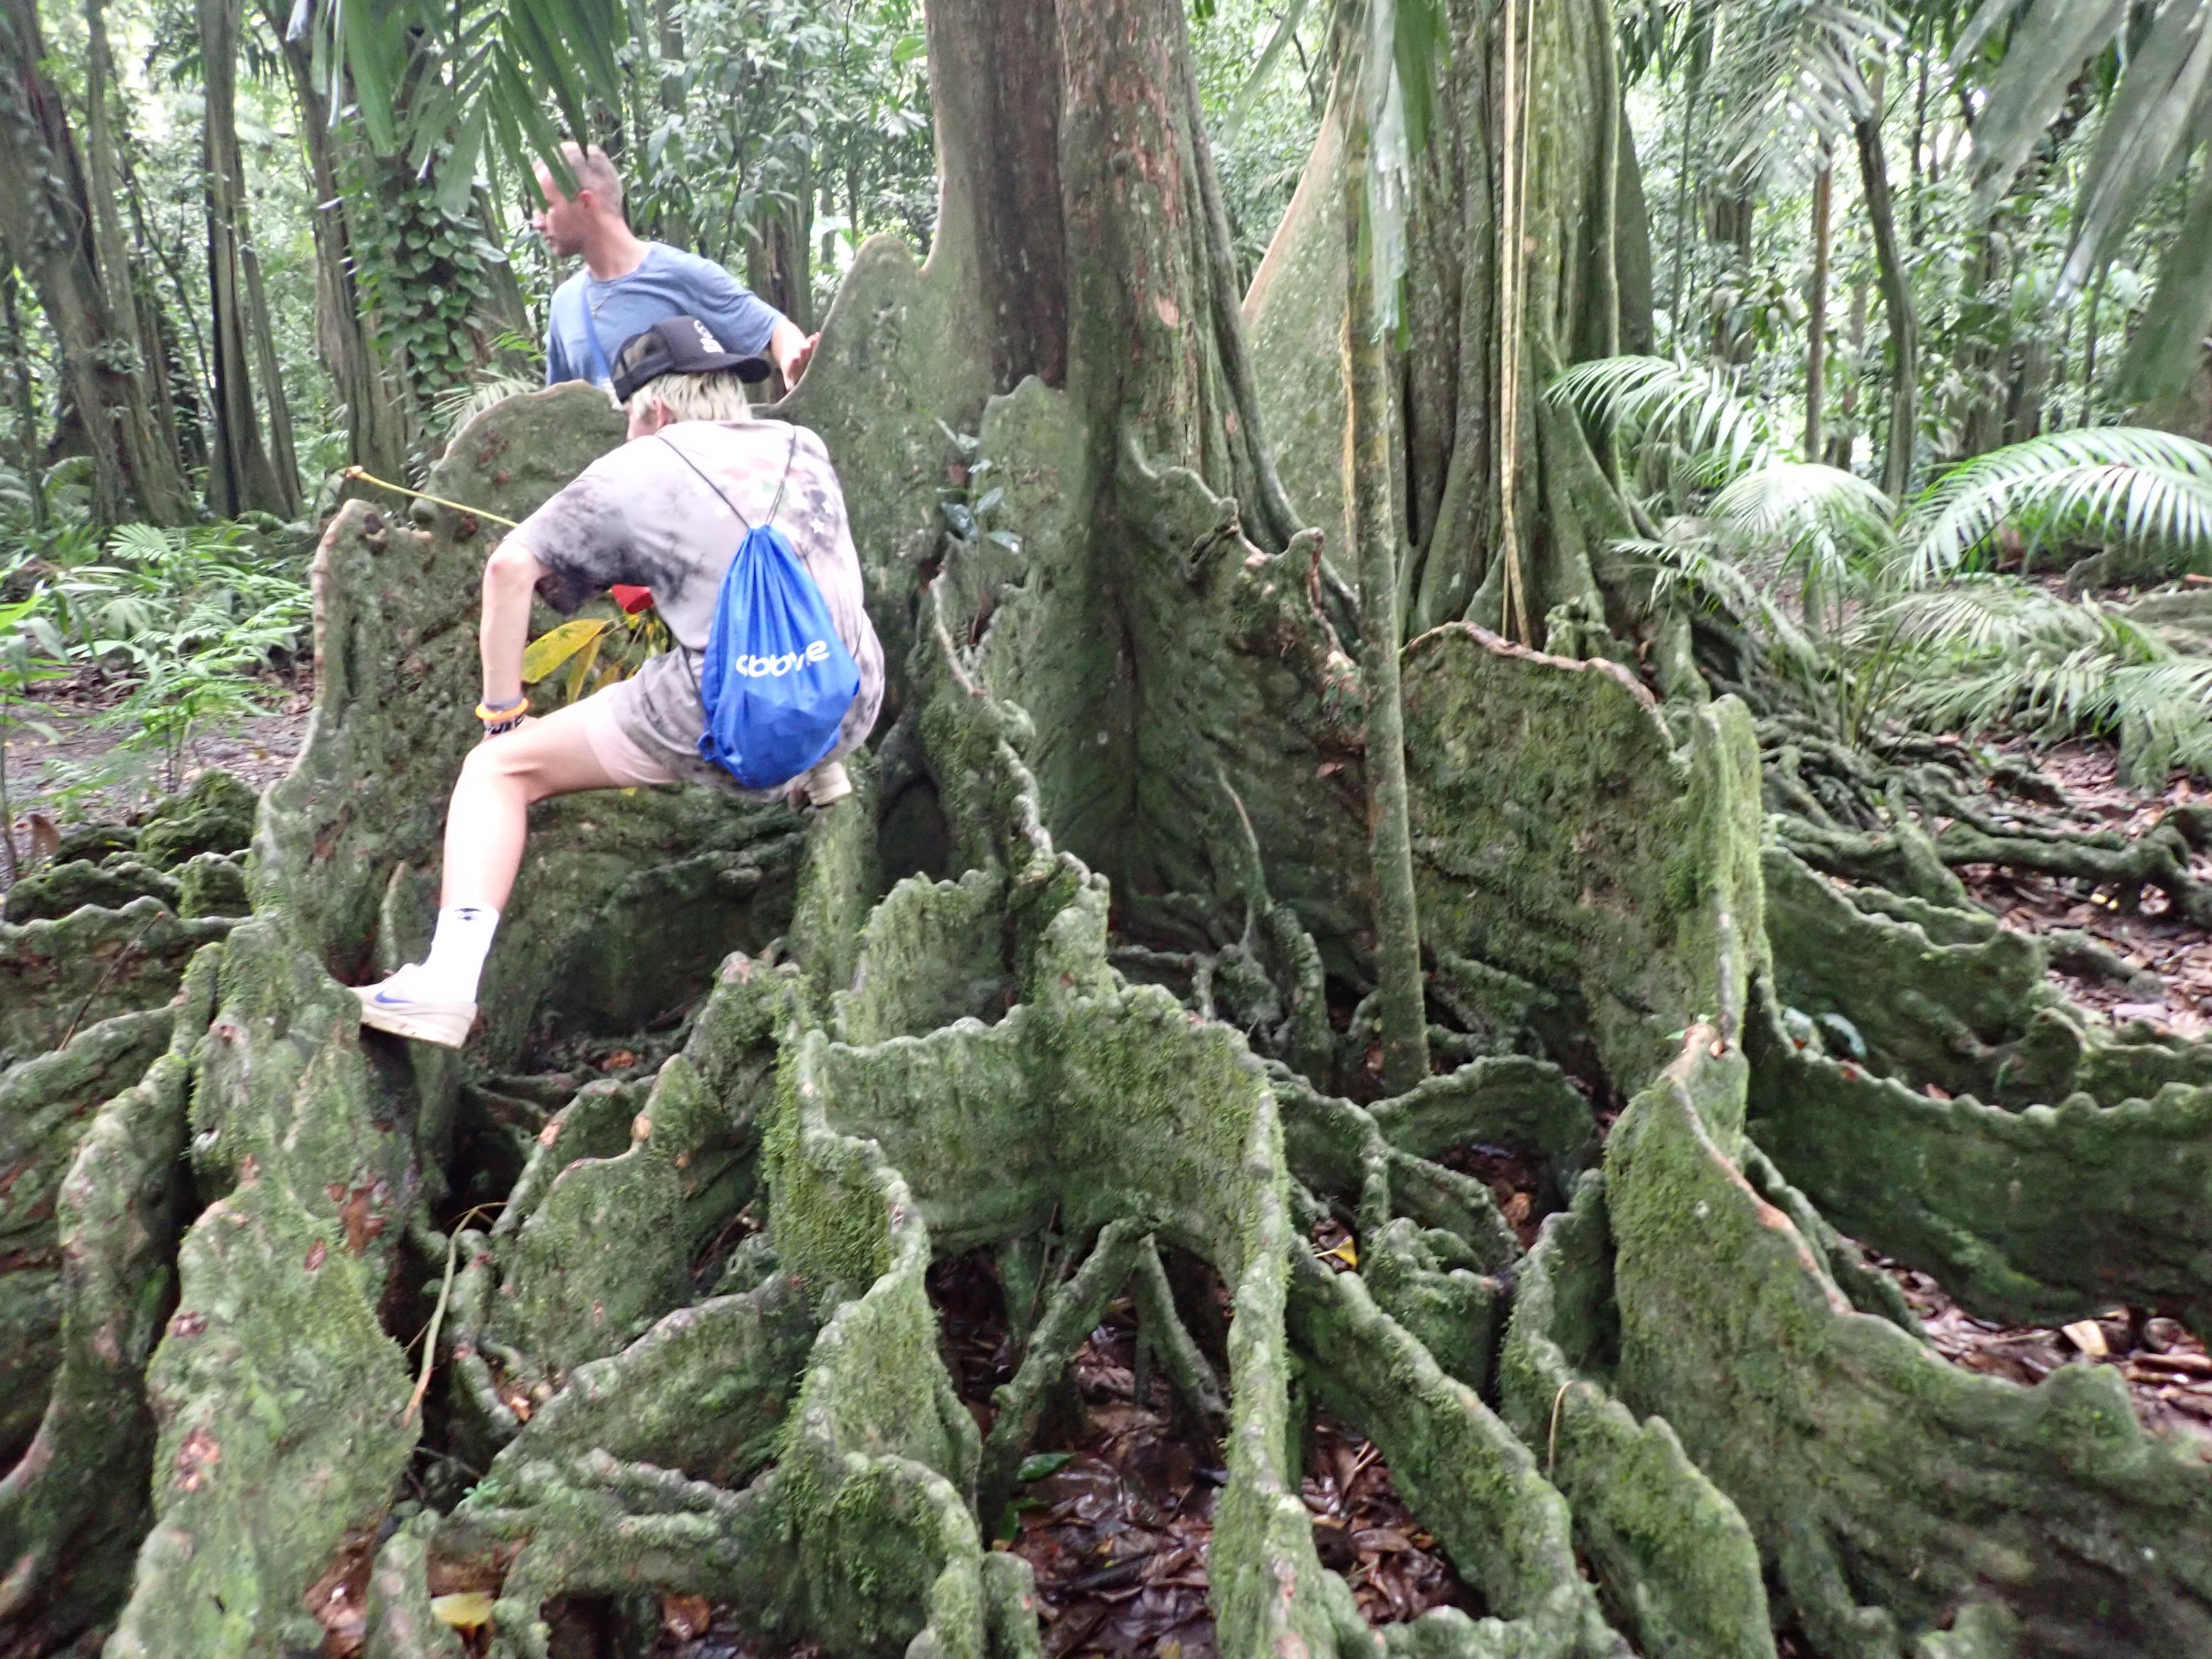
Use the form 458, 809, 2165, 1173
1015, 1451, 1073, 1483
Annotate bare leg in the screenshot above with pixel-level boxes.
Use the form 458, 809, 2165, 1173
441, 701, 627, 911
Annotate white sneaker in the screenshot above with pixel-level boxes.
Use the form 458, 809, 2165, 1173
354, 963, 477, 1049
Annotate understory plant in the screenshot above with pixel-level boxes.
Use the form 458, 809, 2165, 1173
11, 521, 310, 800
1555, 354, 2212, 776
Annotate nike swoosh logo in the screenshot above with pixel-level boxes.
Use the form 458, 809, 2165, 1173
372, 990, 413, 1007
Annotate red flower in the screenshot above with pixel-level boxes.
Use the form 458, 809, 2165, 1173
610, 584, 655, 615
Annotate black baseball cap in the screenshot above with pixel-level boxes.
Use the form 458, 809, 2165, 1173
610, 315, 773, 402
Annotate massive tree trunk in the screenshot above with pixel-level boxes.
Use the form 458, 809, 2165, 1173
1245, 0, 1660, 663
198, 0, 298, 517
0, 0, 189, 524
1, 2, 2210, 1657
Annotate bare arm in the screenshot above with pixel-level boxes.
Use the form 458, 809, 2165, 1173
768, 316, 820, 387
480, 538, 546, 712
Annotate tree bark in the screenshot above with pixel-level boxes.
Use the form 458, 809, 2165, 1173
81, 0, 191, 519
654, 0, 692, 248
1855, 109, 1917, 503
925, 0, 1070, 390
1666, 30, 1707, 330
1342, 101, 1428, 1095
123, 155, 214, 478
0, 0, 185, 524
1248, 0, 1644, 654
199, 0, 295, 516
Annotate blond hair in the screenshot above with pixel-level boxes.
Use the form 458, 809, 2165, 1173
552, 142, 624, 213
629, 370, 752, 422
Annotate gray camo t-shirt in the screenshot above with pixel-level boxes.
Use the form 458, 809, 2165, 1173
510, 417, 885, 790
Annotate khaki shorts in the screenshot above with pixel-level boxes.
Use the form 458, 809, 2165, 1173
576, 670, 852, 804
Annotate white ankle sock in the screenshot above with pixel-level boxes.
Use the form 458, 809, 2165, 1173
418, 905, 500, 1003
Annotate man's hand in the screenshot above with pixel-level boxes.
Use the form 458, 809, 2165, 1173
767, 317, 820, 391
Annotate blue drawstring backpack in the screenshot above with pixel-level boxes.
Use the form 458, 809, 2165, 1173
662, 432, 860, 789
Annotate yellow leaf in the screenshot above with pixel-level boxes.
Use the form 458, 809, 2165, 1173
520, 618, 611, 684
562, 632, 604, 703
1321, 1238, 1358, 1269
2062, 1319, 2108, 1358
430, 1591, 496, 1629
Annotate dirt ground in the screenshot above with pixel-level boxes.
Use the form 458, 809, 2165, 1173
1, 669, 311, 867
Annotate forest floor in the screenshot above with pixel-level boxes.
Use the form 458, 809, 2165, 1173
1, 667, 311, 854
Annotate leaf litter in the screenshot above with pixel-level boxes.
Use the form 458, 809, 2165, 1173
921, 1246, 1481, 1656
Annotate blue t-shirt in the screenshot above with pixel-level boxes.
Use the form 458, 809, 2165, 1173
544, 242, 784, 389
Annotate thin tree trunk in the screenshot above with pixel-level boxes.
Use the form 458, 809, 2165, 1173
1909, 40, 1929, 247
1343, 106, 1429, 1098
2047, 305, 2073, 432
242, 227, 300, 513
82, 0, 191, 519
1805, 145, 1832, 463
2081, 264, 2107, 416
199, 0, 291, 515
122, 152, 208, 478
1855, 108, 1917, 502
1667, 35, 1706, 330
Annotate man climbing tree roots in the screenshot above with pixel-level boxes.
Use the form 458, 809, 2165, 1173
352, 316, 883, 1048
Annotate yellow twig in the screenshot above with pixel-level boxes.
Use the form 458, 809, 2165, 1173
343, 467, 520, 529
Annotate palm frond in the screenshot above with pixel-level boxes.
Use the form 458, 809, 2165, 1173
1900, 427, 2212, 586
1549, 355, 1777, 483
1621, 524, 1828, 681
1704, 0, 1902, 179
430, 372, 549, 436
295, 0, 628, 177
1710, 461, 1894, 573
1959, 0, 2212, 398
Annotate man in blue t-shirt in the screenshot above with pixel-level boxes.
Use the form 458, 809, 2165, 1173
534, 144, 819, 393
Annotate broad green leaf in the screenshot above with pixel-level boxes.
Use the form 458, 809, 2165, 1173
562, 631, 604, 703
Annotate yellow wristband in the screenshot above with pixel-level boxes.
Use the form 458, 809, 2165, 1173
475, 698, 526, 723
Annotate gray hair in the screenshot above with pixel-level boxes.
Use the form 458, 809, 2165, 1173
628, 369, 752, 422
